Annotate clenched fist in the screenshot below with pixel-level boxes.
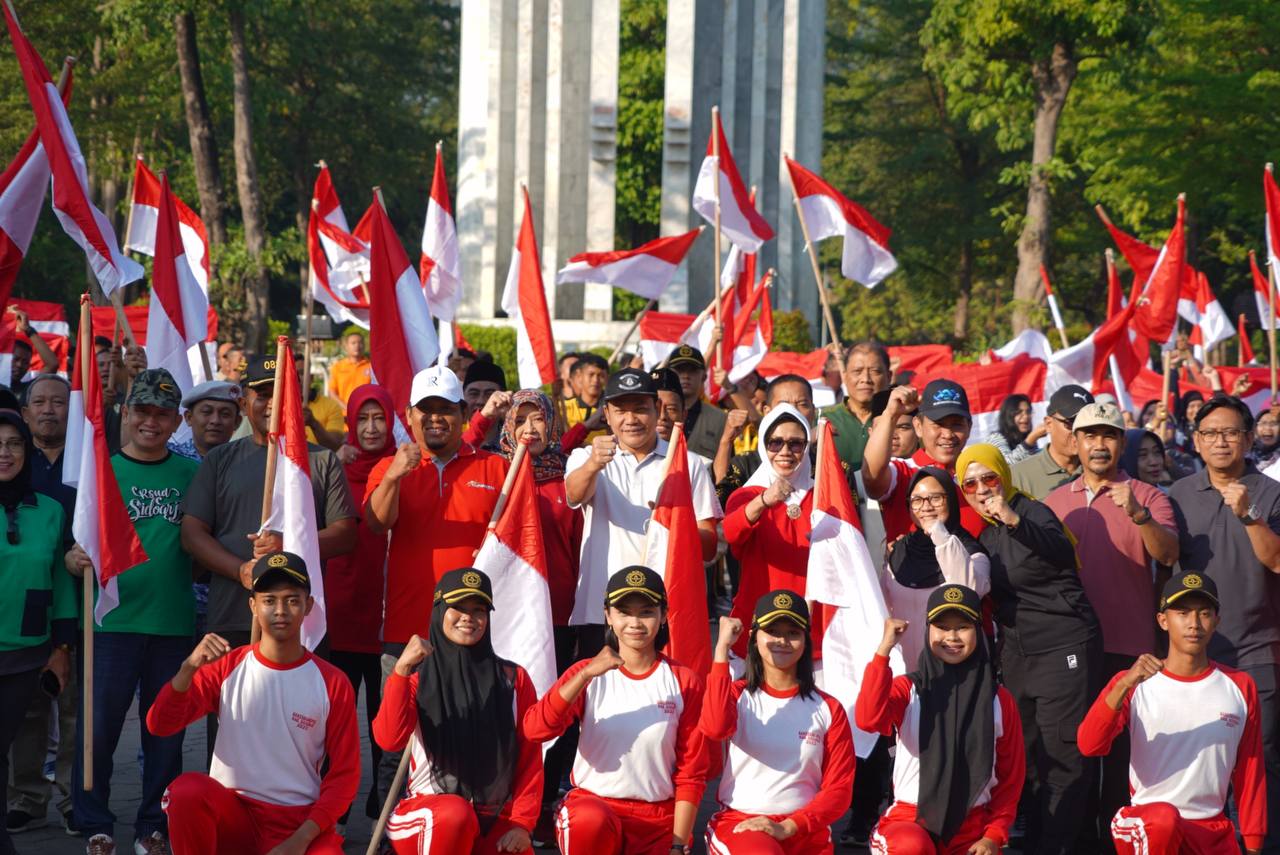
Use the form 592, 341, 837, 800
385, 442, 423, 482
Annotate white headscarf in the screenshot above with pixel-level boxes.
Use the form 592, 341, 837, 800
743, 403, 814, 513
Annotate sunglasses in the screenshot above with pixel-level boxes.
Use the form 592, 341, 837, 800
960, 472, 1001, 494
765, 438, 808, 455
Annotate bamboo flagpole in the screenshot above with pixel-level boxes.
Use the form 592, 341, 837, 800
250, 337, 290, 645
78, 296, 94, 791
1240, 313, 1248, 368
782, 152, 842, 352
1269, 165, 1279, 400
710, 106, 723, 371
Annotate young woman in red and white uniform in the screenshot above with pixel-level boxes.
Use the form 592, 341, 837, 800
523, 566, 706, 855
372, 567, 542, 854
700, 591, 856, 854
1078, 573, 1266, 855
856, 584, 1024, 855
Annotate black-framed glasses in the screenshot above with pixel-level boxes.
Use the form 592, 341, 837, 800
1196, 428, 1246, 445
765, 438, 807, 455
909, 493, 948, 510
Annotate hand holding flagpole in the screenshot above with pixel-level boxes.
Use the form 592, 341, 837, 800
250, 336, 289, 645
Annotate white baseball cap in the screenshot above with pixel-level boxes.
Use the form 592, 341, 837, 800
409, 365, 464, 406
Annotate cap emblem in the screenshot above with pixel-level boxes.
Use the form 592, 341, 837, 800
268, 554, 288, 568
932, 388, 961, 404
1183, 574, 1202, 589
626, 569, 646, 586
619, 373, 640, 390
773, 592, 794, 610
943, 586, 964, 603
462, 571, 482, 588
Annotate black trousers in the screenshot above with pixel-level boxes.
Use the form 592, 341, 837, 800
540, 626, 582, 811
1091, 653, 1134, 855
1000, 635, 1102, 855
0, 667, 42, 855
330, 649, 383, 821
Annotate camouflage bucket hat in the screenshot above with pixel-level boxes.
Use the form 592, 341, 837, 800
126, 368, 182, 410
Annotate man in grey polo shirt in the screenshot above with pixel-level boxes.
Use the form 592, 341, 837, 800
1170, 394, 1280, 853
1012, 384, 1093, 499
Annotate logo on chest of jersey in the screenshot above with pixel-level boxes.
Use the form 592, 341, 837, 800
655, 700, 677, 715
292, 711, 317, 731
466, 480, 496, 491
798, 731, 821, 746
1220, 712, 1242, 728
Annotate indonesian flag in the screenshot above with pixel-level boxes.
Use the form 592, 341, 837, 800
637, 302, 767, 384
309, 166, 370, 328
912, 355, 1049, 444
692, 113, 774, 253
1251, 250, 1278, 330
145, 172, 209, 397
1240, 314, 1256, 364
1187, 271, 1232, 352
1264, 166, 1280, 274
0, 298, 69, 381
755, 349, 839, 407
807, 418, 898, 757
1039, 265, 1067, 334
368, 196, 439, 426
991, 329, 1054, 366
1098, 208, 1160, 288
3, 8, 141, 294
419, 145, 462, 323
643, 425, 711, 676
501, 188, 556, 388
473, 447, 556, 695
1131, 197, 1186, 345
784, 156, 897, 288
64, 300, 148, 623
262, 337, 326, 650
124, 157, 210, 291
556, 228, 702, 301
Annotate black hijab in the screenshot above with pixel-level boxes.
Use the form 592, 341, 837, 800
415, 598, 518, 832
887, 467, 984, 588
0, 409, 35, 542
908, 614, 998, 842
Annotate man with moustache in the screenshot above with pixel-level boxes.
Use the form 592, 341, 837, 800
821, 341, 891, 469
1044, 402, 1179, 852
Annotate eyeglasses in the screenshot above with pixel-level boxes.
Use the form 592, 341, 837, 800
1196, 428, 1246, 445
960, 472, 1001, 494
765, 438, 807, 454
909, 493, 948, 510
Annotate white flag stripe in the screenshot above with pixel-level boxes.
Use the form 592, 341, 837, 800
474, 535, 557, 696
421, 198, 461, 320
501, 247, 542, 389
392, 265, 440, 373
555, 253, 678, 300
0, 141, 48, 253
264, 451, 325, 650
796, 194, 897, 288
692, 156, 768, 253
124, 204, 210, 293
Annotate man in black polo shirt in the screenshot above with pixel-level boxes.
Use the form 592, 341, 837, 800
1010, 384, 1093, 499
668, 344, 727, 460
1170, 393, 1280, 854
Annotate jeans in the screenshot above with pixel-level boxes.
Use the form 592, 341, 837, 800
0, 668, 41, 855
71, 633, 190, 841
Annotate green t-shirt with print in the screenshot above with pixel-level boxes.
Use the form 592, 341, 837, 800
96, 451, 199, 636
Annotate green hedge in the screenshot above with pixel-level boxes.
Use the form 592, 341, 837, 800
457, 323, 520, 388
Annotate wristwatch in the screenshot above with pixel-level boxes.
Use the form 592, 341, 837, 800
1130, 506, 1152, 526
1240, 503, 1262, 526
670, 843, 690, 854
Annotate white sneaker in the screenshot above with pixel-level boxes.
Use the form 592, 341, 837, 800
85, 833, 116, 855
134, 831, 170, 855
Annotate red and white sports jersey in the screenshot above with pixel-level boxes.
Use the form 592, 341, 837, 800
1078, 665, 1265, 841
699, 662, 854, 835
146, 645, 359, 832
524, 656, 706, 804
855, 654, 1024, 845
371, 667, 543, 830
875, 455, 986, 542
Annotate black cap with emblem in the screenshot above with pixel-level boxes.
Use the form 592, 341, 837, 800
1047, 384, 1095, 422
605, 565, 666, 606
650, 367, 683, 396
1160, 572, 1220, 611
753, 588, 810, 630
926, 584, 982, 624
434, 567, 494, 610
251, 551, 311, 593
241, 353, 279, 389
603, 367, 658, 403
667, 344, 706, 370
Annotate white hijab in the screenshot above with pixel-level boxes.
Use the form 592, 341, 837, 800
743, 403, 814, 513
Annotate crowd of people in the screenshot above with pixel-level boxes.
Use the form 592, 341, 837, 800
2, 328, 1278, 855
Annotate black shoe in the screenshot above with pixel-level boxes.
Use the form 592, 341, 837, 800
1008, 813, 1027, 842
838, 825, 870, 848
64, 811, 82, 837
6, 810, 48, 833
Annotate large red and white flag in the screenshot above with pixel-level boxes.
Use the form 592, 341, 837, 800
262, 338, 325, 650
1187, 271, 1232, 352
501, 188, 556, 388
368, 196, 439, 425
3, 8, 141, 294
644, 425, 711, 676
124, 157, 210, 291
419, 145, 462, 323
692, 113, 774, 253
754, 348, 839, 406
0, 298, 69, 381
914, 355, 1049, 442
1264, 165, 1280, 274
785, 156, 896, 288
309, 166, 370, 328
145, 172, 209, 396
64, 300, 148, 623
557, 228, 702, 301
473, 447, 556, 694
1131, 197, 1186, 345
1251, 250, 1278, 330
807, 418, 897, 757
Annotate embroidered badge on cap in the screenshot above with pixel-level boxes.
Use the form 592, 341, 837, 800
268, 554, 288, 568
943, 586, 964, 603
933, 388, 962, 404
626, 569, 646, 587
1183, 574, 1202, 589
619, 373, 640, 390
462, 571, 482, 588
773, 592, 793, 610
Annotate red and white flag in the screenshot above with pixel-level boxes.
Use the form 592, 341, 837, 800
692, 113, 774, 253
473, 447, 556, 694
1131, 197, 1186, 345
643, 425, 711, 676
262, 338, 325, 650
807, 418, 896, 757
557, 228, 702, 301
3, 8, 141, 294
0, 298, 69, 381
419, 145, 462, 323
1264, 166, 1280, 274
1240, 313, 1256, 364
368, 196, 439, 425
784, 156, 897, 288
64, 300, 148, 623
755, 348, 838, 406
309, 166, 370, 328
1251, 250, 1278, 330
1187, 271, 1232, 352
501, 188, 556, 388
145, 172, 209, 396
124, 157, 210, 291
1039, 265, 1067, 335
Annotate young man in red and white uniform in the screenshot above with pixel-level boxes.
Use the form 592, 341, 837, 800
523, 566, 707, 855
700, 592, 855, 854
1078, 572, 1266, 855
147, 551, 359, 855
857, 584, 1024, 855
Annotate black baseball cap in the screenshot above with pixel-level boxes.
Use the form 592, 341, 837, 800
871, 385, 916, 419
603, 368, 657, 402
251, 551, 311, 593
667, 344, 706, 370
1048, 384, 1095, 422
463, 360, 506, 391
753, 589, 810, 631
605, 566, 666, 606
650, 367, 683, 396
926, 584, 982, 624
918, 379, 971, 422
241, 354, 279, 389
433, 568, 494, 609
1160, 572, 1220, 611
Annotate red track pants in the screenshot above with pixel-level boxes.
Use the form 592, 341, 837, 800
704, 809, 834, 854
869, 801, 998, 854
554, 789, 674, 855
1111, 803, 1240, 855
385, 792, 528, 855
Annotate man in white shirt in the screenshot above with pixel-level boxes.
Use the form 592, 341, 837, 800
565, 368, 722, 652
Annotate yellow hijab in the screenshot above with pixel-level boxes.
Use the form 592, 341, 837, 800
954, 443, 1020, 523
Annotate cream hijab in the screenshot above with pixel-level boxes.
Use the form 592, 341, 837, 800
743, 403, 814, 514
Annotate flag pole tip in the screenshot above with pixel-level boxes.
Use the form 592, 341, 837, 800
1177, 192, 1186, 201
1268, 162, 1275, 173
435, 140, 443, 151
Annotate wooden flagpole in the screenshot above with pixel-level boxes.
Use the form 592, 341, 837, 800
782, 153, 843, 352
1160, 350, 1173, 421
251, 337, 290, 645
78, 296, 94, 791
1240, 313, 1248, 368
710, 106, 723, 371
1269, 165, 1279, 400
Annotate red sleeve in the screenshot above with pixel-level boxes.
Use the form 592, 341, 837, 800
308, 662, 361, 832
1228, 669, 1268, 850
371, 671, 418, 752
671, 664, 708, 805
362, 456, 394, 508
1076, 672, 1131, 757
787, 694, 855, 835
507, 668, 544, 832
461, 412, 493, 448
145, 648, 241, 737
983, 688, 1026, 846
723, 487, 765, 553
854, 654, 912, 735
560, 422, 588, 452
697, 661, 743, 741
521, 659, 591, 743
